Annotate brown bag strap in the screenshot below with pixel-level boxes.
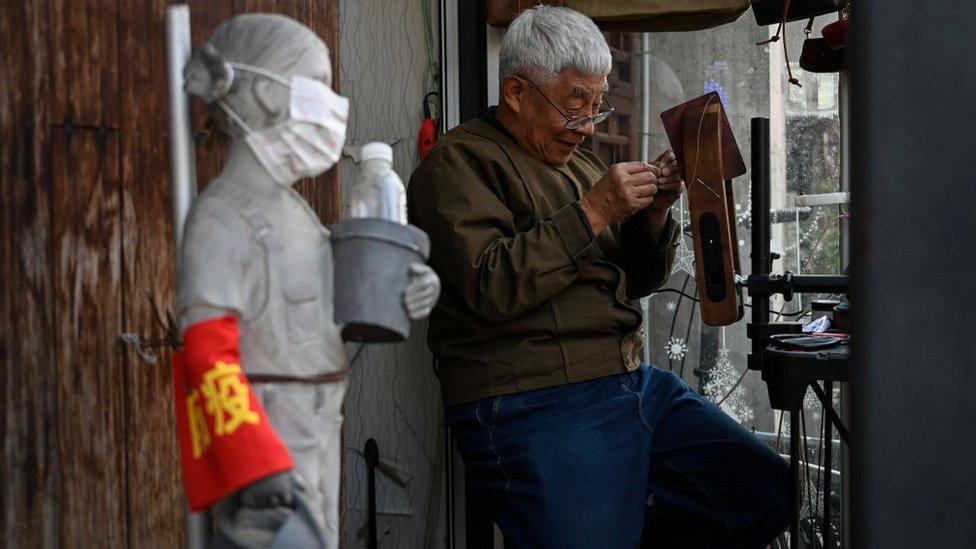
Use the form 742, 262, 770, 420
756, 0, 802, 87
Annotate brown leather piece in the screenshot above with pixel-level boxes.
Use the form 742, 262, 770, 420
660, 91, 746, 185
248, 370, 349, 385
800, 37, 846, 73
661, 93, 745, 326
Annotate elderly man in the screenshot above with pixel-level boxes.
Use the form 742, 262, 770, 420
408, 6, 789, 548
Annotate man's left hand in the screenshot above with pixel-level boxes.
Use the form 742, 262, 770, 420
639, 150, 683, 234
403, 263, 441, 320
644, 150, 683, 214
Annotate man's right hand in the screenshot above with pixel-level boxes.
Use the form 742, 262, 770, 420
579, 161, 661, 234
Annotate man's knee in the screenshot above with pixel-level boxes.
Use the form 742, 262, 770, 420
728, 443, 791, 545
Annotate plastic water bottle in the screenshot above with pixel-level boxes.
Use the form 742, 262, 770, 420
348, 142, 407, 224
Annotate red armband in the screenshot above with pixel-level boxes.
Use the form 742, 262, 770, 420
172, 315, 293, 511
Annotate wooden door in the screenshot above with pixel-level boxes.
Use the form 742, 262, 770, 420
0, 1, 340, 546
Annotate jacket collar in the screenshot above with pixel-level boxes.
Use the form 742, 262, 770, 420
463, 114, 579, 183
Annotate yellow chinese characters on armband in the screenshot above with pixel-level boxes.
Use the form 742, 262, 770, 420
186, 389, 211, 458
185, 361, 261, 459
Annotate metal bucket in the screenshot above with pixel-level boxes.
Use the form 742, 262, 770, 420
330, 218, 431, 343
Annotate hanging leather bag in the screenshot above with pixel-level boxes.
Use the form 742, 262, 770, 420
799, 37, 845, 72
799, 17, 848, 72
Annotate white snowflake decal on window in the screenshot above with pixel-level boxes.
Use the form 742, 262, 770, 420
671, 241, 697, 277
664, 337, 688, 360
704, 348, 755, 424
666, 301, 677, 312
670, 198, 696, 277
716, 347, 731, 366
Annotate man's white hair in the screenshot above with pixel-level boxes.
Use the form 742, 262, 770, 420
499, 6, 611, 86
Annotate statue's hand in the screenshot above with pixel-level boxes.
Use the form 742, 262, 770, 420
238, 471, 295, 509
403, 263, 441, 320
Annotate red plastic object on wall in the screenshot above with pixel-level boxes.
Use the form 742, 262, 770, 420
419, 92, 438, 159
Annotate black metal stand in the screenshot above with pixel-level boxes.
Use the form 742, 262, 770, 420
822, 381, 833, 549
748, 118, 851, 549
765, 347, 849, 549
365, 438, 379, 549
789, 408, 802, 549
749, 118, 772, 373
811, 380, 849, 446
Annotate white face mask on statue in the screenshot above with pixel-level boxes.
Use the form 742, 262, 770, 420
217, 62, 349, 186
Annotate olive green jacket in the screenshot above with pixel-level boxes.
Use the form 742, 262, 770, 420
407, 116, 678, 405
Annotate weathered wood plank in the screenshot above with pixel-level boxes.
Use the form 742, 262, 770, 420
117, 1, 185, 545
51, 128, 127, 547
0, 0, 59, 547
187, 0, 234, 191
50, 0, 120, 127
6, 2, 348, 548
295, 0, 342, 226
231, 0, 276, 14
183, 0, 342, 221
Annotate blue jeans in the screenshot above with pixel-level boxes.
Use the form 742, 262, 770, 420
445, 365, 790, 548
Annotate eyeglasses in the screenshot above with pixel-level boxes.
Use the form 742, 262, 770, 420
518, 75, 614, 131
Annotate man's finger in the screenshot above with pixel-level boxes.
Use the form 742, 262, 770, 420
658, 162, 681, 177
656, 175, 682, 188
634, 183, 658, 198
627, 170, 659, 186
615, 161, 659, 175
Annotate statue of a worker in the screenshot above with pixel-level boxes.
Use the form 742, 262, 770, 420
174, 13, 440, 547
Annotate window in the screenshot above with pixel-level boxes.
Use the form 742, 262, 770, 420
582, 16, 847, 545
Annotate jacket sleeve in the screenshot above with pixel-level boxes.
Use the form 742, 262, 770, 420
610, 212, 680, 300
408, 150, 602, 324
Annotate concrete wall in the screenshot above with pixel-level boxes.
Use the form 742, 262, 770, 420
338, 1, 445, 546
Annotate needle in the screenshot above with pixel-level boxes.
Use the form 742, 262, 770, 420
696, 178, 721, 198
